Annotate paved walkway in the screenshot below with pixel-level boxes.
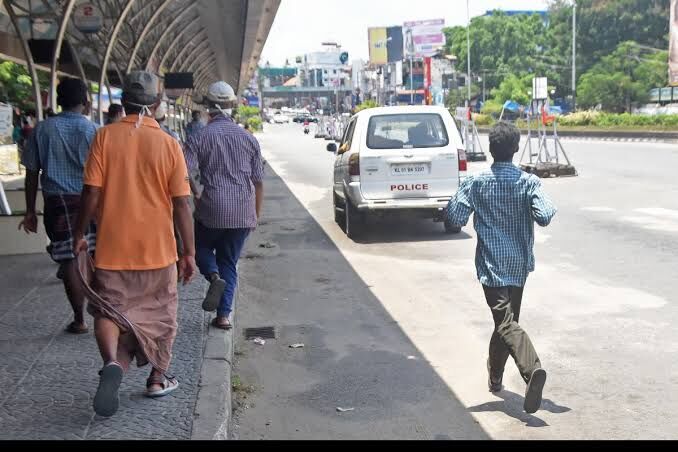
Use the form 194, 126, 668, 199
0, 253, 212, 440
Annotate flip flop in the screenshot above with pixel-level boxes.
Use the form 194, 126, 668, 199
65, 322, 89, 335
202, 277, 226, 312
211, 317, 232, 330
94, 362, 124, 417
145, 375, 180, 398
524, 368, 547, 414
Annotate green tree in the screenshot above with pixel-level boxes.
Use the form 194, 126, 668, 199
577, 41, 668, 112
444, 12, 553, 95
0, 61, 35, 110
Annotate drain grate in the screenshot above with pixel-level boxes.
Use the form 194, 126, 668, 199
244, 326, 276, 340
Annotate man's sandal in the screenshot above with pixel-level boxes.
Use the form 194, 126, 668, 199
65, 321, 89, 335
94, 362, 124, 417
145, 375, 180, 398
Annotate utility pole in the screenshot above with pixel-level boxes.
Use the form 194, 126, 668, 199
410, 57, 414, 104
466, 0, 472, 105
572, 0, 577, 111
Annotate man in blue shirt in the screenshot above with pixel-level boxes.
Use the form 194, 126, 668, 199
447, 121, 557, 414
19, 78, 98, 335
185, 110, 205, 139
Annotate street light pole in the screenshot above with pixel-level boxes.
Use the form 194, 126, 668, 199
410, 57, 414, 104
572, 1, 577, 111
466, 0, 472, 105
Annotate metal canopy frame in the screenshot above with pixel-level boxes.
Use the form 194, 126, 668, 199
1, 0, 281, 122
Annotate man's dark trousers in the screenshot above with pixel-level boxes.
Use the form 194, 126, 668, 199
483, 286, 541, 384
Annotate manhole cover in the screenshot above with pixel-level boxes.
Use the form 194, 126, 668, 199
244, 327, 276, 340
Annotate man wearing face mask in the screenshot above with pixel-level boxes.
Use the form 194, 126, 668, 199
184, 81, 264, 330
73, 71, 196, 417
155, 100, 181, 142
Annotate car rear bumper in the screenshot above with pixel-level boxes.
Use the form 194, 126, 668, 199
346, 183, 452, 211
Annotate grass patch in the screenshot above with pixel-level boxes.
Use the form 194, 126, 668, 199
231, 375, 256, 394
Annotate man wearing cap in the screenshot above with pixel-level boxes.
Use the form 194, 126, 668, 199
73, 71, 196, 417
184, 81, 264, 330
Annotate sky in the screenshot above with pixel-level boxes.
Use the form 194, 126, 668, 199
261, 0, 550, 66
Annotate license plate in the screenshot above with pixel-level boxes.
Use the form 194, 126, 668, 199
391, 164, 429, 176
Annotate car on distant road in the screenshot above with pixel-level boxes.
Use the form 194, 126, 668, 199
328, 106, 467, 240
273, 114, 291, 124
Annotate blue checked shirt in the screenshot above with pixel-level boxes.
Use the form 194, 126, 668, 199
184, 114, 264, 229
21, 112, 98, 195
447, 162, 557, 288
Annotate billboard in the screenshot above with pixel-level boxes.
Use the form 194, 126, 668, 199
368, 28, 389, 65
671, 0, 678, 85
403, 19, 446, 58
369, 27, 404, 65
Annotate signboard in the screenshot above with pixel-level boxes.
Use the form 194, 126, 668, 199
403, 19, 446, 58
671, 0, 678, 85
73, 3, 104, 34
532, 77, 548, 100
0, 103, 14, 140
368, 27, 404, 65
368, 28, 388, 65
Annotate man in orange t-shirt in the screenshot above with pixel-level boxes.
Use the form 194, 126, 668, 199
73, 71, 196, 418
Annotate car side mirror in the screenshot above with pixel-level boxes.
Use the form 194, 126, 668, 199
327, 143, 338, 153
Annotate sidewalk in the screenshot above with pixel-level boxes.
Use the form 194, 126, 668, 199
0, 252, 231, 440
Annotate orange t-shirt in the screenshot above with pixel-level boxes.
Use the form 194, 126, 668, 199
84, 115, 190, 270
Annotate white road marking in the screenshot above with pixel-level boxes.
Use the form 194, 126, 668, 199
581, 206, 617, 213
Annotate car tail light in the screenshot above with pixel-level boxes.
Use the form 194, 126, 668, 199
349, 153, 360, 177
458, 149, 467, 175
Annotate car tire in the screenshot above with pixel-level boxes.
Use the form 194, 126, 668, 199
345, 197, 365, 240
333, 193, 345, 226
444, 220, 462, 234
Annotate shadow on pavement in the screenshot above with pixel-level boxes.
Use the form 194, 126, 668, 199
232, 167, 489, 440
468, 389, 572, 428
355, 218, 474, 245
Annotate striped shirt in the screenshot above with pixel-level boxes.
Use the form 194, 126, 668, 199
21, 112, 98, 195
184, 114, 264, 229
447, 162, 557, 288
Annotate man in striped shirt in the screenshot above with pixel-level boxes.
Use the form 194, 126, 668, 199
184, 82, 264, 330
447, 121, 557, 414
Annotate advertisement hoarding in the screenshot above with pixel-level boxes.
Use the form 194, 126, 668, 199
671, 0, 678, 85
386, 27, 404, 62
368, 28, 388, 65
403, 19, 446, 58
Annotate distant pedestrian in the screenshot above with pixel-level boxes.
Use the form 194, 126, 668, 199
185, 110, 205, 139
106, 104, 124, 125
446, 121, 557, 414
184, 81, 264, 330
155, 101, 181, 142
73, 71, 196, 417
19, 77, 98, 335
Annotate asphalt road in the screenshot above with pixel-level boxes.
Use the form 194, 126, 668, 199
234, 122, 678, 440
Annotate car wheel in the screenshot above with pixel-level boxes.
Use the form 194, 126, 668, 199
345, 197, 365, 240
333, 193, 345, 226
444, 220, 462, 234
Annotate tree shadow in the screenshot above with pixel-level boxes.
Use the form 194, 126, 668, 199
468, 389, 572, 428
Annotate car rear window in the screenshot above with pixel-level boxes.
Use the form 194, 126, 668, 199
366, 113, 449, 150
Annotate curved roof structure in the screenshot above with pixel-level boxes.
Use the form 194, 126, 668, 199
0, 0, 280, 120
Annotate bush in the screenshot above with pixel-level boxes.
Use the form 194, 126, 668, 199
472, 113, 493, 126
355, 100, 379, 112
557, 111, 678, 129
480, 100, 503, 117
247, 116, 262, 131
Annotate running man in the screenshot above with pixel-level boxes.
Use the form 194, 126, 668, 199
447, 121, 557, 414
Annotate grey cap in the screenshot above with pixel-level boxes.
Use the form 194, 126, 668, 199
123, 71, 159, 105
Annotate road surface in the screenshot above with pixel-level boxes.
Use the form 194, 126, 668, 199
233, 122, 678, 440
